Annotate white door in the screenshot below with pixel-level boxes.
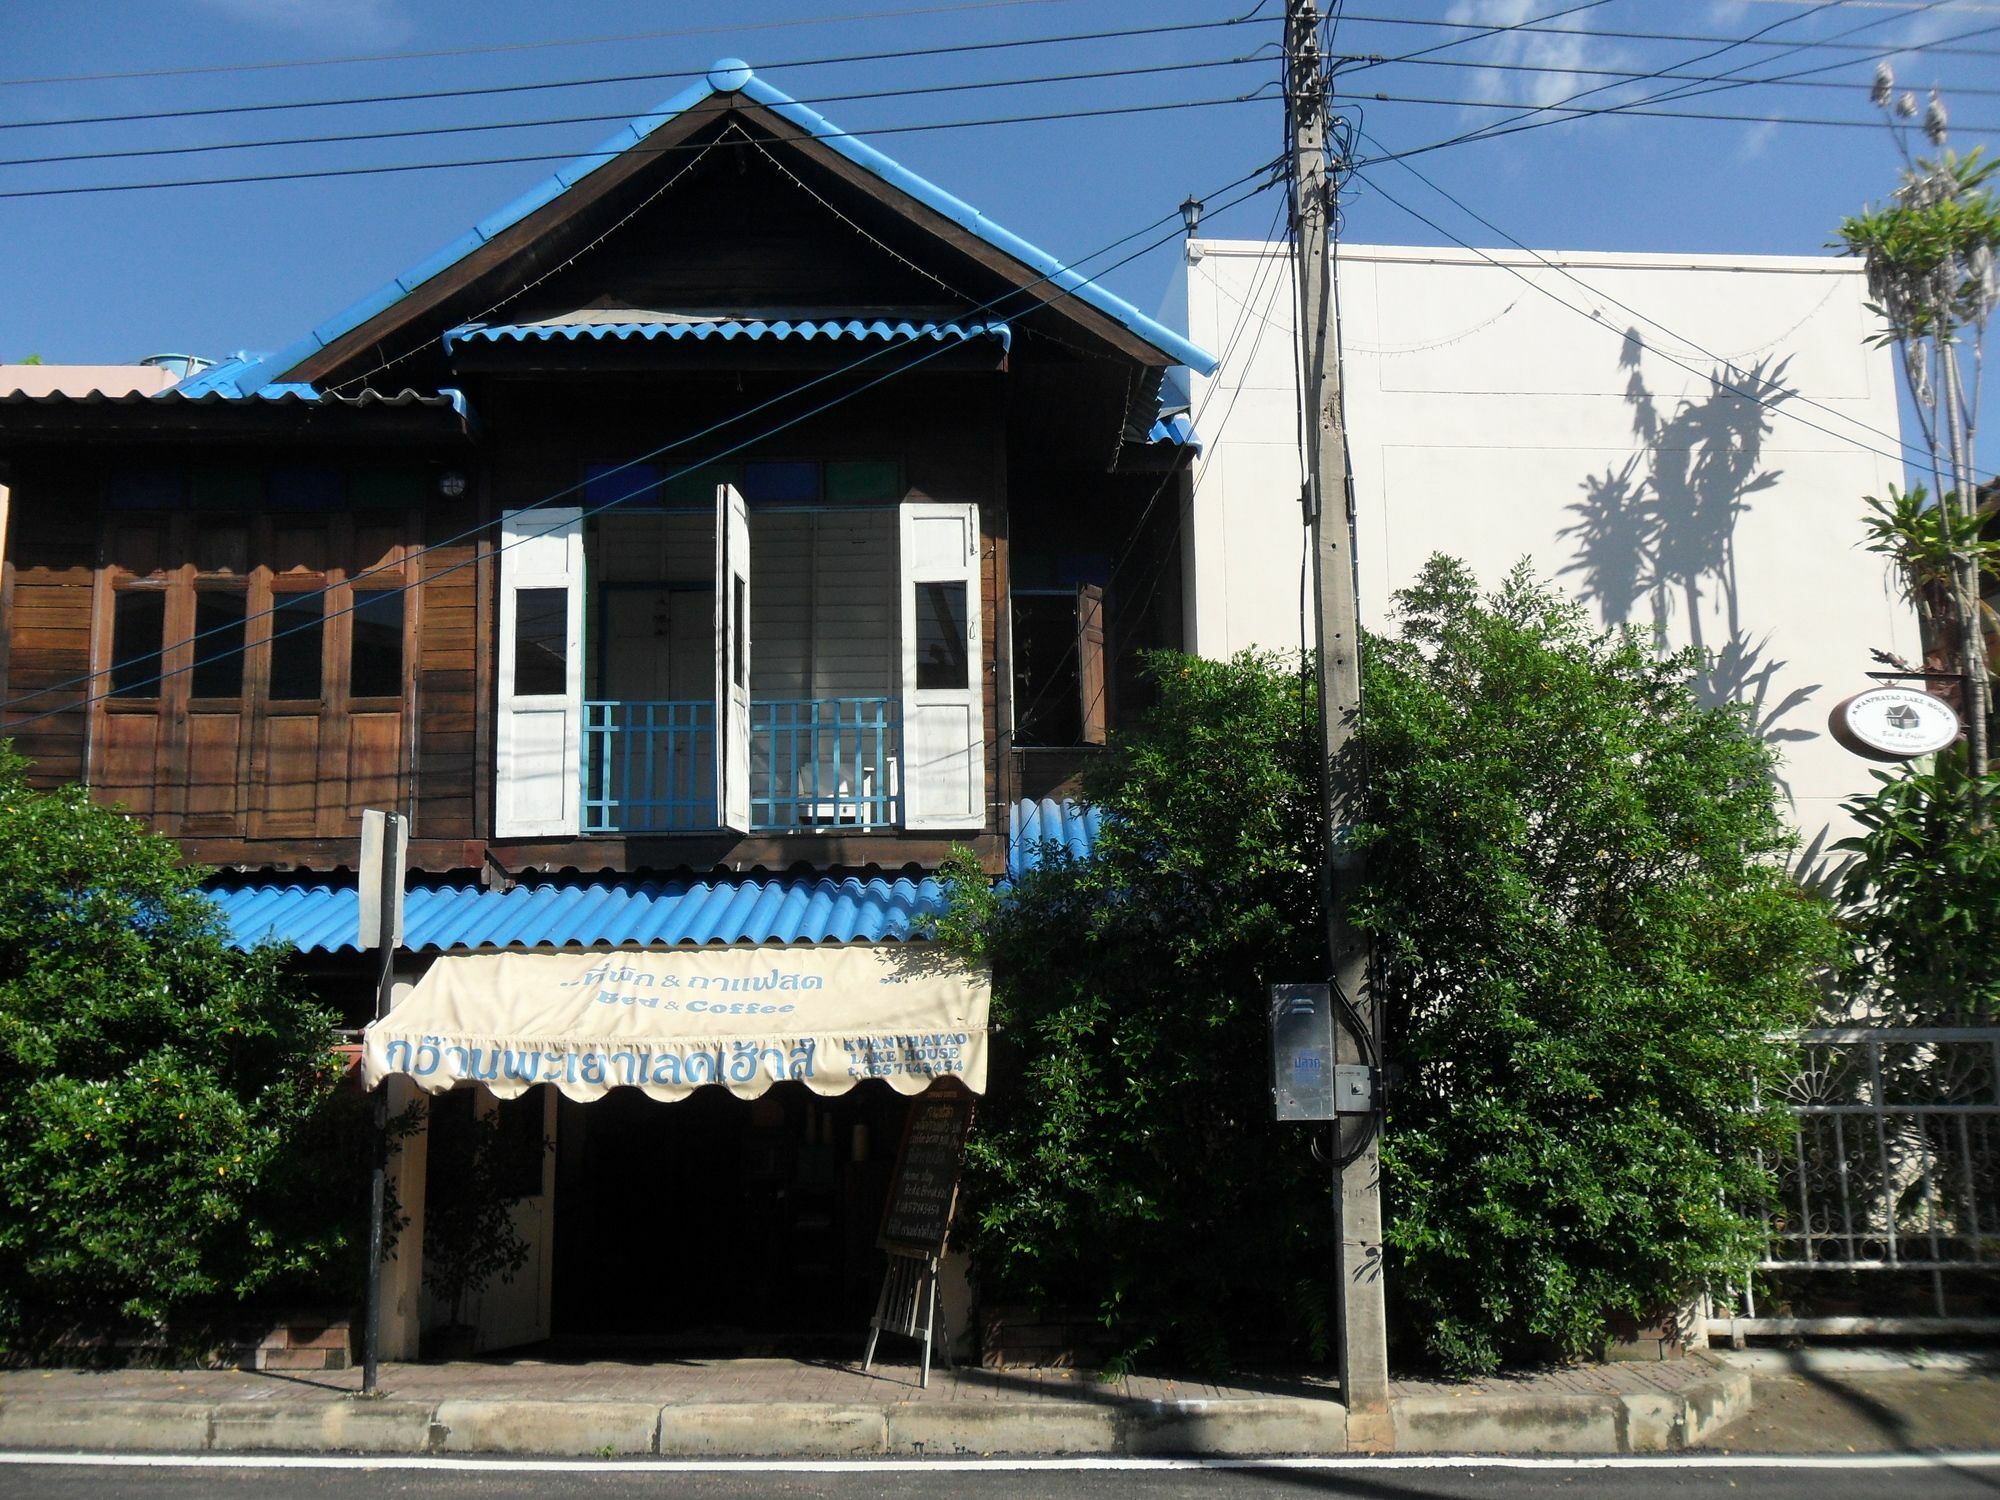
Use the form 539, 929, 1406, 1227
496, 507, 584, 837
715, 483, 752, 833
899, 501, 983, 829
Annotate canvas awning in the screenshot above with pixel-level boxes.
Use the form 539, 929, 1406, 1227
361, 943, 988, 1103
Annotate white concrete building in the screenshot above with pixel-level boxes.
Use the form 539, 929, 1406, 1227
1183, 240, 1915, 853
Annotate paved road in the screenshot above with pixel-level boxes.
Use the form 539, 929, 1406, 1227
6, 1456, 2000, 1499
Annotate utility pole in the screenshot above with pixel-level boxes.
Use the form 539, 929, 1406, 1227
1286, 0, 1391, 1443
360, 808, 407, 1398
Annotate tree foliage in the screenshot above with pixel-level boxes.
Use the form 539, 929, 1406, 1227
1351, 560, 1843, 1374
0, 746, 372, 1347
1836, 757, 2000, 1024
938, 651, 1329, 1370
942, 560, 1841, 1377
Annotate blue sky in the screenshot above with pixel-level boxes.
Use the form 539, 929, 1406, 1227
1, 0, 1994, 472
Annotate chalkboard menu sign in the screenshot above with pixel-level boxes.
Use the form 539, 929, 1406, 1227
878, 1083, 974, 1253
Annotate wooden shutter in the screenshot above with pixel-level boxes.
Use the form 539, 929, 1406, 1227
1076, 582, 1106, 746
899, 502, 983, 829
495, 507, 583, 837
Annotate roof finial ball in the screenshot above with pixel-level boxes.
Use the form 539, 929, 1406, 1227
709, 58, 754, 93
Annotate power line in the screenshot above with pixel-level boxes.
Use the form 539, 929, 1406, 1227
1324, 7, 2000, 59
1360, 0, 1925, 167
1334, 46, 2000, 101
1356, 128, 1933, 466
1351, 167, 1920, 473
0, 14, 1261, 134
0, 92, 1277, 203
0, 0, 1082, 89
1354, 12, 2000, 165
0, 53, 1272, 174
0, 162, 1283, 721
1337, 89, 2000, 134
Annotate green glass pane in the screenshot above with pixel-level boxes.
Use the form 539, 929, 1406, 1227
659, 463, 742, 506
351, 465, 427, 510
824, 460, 900, 503
190, 464, 260, 512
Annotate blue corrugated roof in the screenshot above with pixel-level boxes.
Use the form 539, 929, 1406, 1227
446, 318, 1012, 352
200, 60, 1214, 398
1008, 797, 1102, 877
1147, 410, 1201, 450
208, 875, 946, 954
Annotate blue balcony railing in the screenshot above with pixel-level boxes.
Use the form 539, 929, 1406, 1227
582, 700, 716, 834
582, 697, 901, 834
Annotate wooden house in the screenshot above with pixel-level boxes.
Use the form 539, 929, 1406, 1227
0, 62, 1208, 1358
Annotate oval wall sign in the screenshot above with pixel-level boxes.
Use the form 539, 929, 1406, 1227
1828, 686, 1962, 762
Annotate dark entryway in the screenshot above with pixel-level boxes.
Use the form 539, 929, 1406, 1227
551, 1080, 910, 1351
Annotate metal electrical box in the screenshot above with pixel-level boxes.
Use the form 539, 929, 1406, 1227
1271, 983, 1336, 1120
1271, 982, 1375, 1120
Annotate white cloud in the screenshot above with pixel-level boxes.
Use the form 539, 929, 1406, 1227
193, 0, 412, 43
1736, 117, 1780, 161
1442, 0, 1634, 111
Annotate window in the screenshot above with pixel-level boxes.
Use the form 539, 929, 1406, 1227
109, 590, 166, 698
732, 576, 748, 691
350, 591, 404, 698
514, 587, 569, 696
268, 593, 325, 700
915, 580, 969, 690
190, 591, 247, 699
1012, 583, 1107, 747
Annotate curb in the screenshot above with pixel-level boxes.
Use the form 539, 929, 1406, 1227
0, 1369, 1750, 1457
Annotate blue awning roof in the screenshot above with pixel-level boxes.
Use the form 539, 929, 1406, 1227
1147, 409, 1201, 450
192, 60, 1215, 399
209, 874, 946, 954
445, 318, 1011, 352
1008, 797, 1102, 877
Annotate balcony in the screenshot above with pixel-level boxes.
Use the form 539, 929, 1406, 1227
583, 697, 902, 834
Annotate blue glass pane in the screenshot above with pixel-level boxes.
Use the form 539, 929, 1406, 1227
584, 462, 660, 509
742, 461, 819, 505
105, 467, 183, 510
267, 465, 343, 511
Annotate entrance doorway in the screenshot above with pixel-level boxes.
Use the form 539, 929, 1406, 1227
551, 1080, 911, 1352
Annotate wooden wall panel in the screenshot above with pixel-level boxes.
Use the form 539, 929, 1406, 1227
2, 500, 97, 789
96, 713, 162, 820
413, 497, 480, 841
255, 714, 323, 838
182, 713, 245, 830
344, 712, 404, 820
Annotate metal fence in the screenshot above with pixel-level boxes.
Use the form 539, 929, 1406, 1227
1707, 1026, 2000, 1343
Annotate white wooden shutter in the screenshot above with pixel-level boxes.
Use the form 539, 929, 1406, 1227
495, 507, 584, 837
899, 501, 983, 829
715, 483, 752, 833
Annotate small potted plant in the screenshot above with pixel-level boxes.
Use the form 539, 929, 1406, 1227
421, 1102, 537, 1361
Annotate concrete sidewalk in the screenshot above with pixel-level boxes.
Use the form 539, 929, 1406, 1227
0, 1351, 1748, 1457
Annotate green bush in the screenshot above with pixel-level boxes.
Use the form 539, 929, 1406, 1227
945, 558, 1842, 1377
0, 746, 372, 1348
1352, 559, 1842, 1374
1835, 756, 2000, 1023
939, 651, 1329, 1370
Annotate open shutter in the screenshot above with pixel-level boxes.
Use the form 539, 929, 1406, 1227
1076, 582, 1107, 747
715, 483, 752, 833
495, 507, 584, 837
899, 501, 984, 829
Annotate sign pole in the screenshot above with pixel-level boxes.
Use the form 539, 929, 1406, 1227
360, 809, 406, 1398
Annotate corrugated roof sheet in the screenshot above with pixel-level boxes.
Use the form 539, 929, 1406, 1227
0, 385, 467, 413
201, 61, 1215, 398
446, 318, 1011, 352
207, 875, 946, 954
1008, 797, 1102, 877
1147, 409, 1201, 450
